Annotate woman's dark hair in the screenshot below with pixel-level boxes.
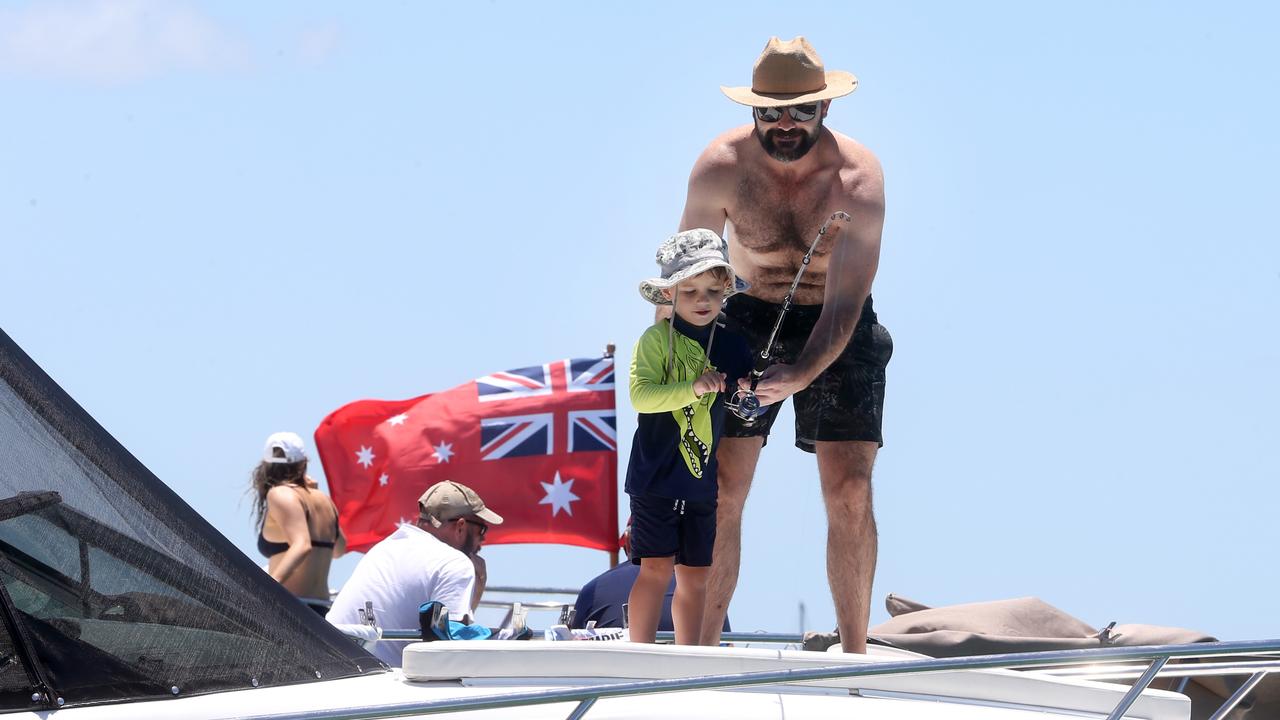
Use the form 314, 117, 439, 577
249, 455, 308, 529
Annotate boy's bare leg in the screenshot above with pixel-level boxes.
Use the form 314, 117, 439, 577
815, 440, 879, 654
698, 436, 765, 645
627, 556, 674, 643
672, 565, 709, 645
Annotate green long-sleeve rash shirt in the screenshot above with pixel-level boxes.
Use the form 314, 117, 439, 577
623, 316, 751, 502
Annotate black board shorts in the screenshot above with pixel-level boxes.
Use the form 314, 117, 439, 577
628, 494, 716, 567
722, 294, 892, 452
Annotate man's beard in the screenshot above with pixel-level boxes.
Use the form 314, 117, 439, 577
755, 117, 822, 162
462, 535, 481, 557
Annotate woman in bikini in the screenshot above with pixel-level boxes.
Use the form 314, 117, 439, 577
250, 431, 346, 615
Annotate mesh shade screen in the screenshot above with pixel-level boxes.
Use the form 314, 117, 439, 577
0, 328, 383, 710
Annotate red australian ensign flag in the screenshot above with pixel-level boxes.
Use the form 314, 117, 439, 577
314, 356, 618, 553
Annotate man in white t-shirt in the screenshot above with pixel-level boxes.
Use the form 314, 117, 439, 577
328, 480, 503, 666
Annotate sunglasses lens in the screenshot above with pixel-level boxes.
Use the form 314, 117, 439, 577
790, 104, 818, 121
755, 107, 783, 122
756, 105, 818, 122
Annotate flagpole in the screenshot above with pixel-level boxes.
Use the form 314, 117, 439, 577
604, 343, 619, 569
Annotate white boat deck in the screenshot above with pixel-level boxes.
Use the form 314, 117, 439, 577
404, 640, 1188, 720
30, 640, 1195, 720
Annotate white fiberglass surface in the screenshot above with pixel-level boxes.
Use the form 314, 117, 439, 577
6, 670, 1186, 720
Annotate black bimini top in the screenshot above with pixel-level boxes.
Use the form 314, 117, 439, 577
0, 327, 384, 712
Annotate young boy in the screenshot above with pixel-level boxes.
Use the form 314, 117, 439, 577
626, 228, 752, 645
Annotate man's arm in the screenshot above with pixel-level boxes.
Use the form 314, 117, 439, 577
469, 552, 487, 612
679, 144, 732, 233
754, 154, 885, 403
798, 170, 884, 379
657, 141, 734, 321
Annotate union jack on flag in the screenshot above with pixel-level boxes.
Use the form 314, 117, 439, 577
316, 354, 619, 553
568, 409, 616, 453
481, 413, 552, 460
475, 359, 615, 459
567, 357, 615, 393
476, 364, 554, 402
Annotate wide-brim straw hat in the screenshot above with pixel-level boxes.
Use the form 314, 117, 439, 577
639, 229, 749, 306
721, 36, 858, 107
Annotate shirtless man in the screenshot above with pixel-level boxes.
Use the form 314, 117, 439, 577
677, 37, 893, 653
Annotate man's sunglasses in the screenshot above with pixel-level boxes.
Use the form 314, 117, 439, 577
461, 517, 488, 538
754, 103, 820, 123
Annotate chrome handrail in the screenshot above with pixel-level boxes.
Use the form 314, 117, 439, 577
376, 629, 806, 643
261, 638, 1280, 720
1042, 657, 1280, 680
483, 585, 578, 596
477, 599, 567, 611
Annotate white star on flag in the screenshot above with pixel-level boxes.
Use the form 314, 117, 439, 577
386, 413, 409, 426
432, 441, 455, 464
378, 473, 390, 487
355, 445, 375, 468
539, 472, 580, 517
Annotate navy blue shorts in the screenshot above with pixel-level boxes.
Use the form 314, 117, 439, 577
628, 494, 716, 567
722, 293, 893, 452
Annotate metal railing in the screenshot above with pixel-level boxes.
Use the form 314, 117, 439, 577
472, 585, 808, 647
272, 637, 1280, 720
375, 628, 806, 644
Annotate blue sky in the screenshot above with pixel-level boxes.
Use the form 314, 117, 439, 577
2, 1, 1277, 640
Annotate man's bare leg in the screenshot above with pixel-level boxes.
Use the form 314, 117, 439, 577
815, 440, 879, 654
698, 436, 765, 645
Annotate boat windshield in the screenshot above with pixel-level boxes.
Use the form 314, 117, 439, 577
0, 329, 382, 711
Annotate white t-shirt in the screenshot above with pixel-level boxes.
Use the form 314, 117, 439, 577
328, 523, 476, 666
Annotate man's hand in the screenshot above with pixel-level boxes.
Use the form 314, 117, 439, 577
469, 552, 487, 612
742, 363, 810, 405
693, 370, 726, 397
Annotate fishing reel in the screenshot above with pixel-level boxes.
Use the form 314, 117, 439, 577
724, 359, 770, 425
725, 386, 764, 425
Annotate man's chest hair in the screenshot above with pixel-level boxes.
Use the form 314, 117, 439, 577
730, 171, 841, 257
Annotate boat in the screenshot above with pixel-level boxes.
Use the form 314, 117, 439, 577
1, 325, 1276, 719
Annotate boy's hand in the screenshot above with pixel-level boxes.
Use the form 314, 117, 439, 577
693, 370, 726, 397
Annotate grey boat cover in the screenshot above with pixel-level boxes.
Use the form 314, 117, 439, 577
0, 328, 383, 712
823, 594, 1273, 720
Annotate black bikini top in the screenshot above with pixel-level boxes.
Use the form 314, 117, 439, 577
258, 488, 341, 558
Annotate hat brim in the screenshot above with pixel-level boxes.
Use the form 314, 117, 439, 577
262, 456, 304, 465
639, 259, 750, 306
721, 70, 858, 107
422, 506, 504, 527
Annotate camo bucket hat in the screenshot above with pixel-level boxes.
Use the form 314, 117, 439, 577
638, 229, 750, 306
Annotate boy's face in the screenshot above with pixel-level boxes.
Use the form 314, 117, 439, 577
662, 271, 728, 327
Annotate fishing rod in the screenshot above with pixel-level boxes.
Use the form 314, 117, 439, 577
724, 211, 852, 425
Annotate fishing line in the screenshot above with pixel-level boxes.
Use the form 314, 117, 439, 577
725, 211, 851, 425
